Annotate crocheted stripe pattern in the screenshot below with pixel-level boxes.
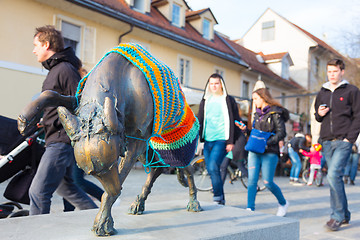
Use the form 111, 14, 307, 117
76, 43, 199, 167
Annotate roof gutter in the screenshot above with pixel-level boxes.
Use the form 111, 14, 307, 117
65, 0, 248, 67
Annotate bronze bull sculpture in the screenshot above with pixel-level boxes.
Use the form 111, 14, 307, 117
18, 44, 201, 236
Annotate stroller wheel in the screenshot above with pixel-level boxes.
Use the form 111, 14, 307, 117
0, 204, 15, 212
1, 201, 23, 210
8, 209, 29, 218
0, 208, 12, 218
0, 201, 27, 218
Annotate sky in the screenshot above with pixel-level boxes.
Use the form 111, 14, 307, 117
185, 0, 360, 57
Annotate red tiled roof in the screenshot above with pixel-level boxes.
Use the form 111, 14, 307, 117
185, 8, 208, 18
151, 0, 164, 4
151, 0, 167, 7
186, 8, 218, 24
259, 52, 288, 61
227, 40, 303, 90
88, 0, 228, 56
291, 23, 343, 58
73, 1, 302, 90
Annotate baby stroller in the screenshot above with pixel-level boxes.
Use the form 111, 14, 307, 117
0, 115, 44, 218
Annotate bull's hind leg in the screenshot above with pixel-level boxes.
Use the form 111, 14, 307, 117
92, 165, 121, 236
184, 165, 202, 212
128, 166, 163, 215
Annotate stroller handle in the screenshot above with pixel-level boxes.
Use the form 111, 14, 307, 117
0, 129, 44, 168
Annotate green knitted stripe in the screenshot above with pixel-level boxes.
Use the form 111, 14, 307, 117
150, 120, 199, 150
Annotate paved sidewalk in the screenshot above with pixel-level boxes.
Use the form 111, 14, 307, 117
1, 168, 359, 239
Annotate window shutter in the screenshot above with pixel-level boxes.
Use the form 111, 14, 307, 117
83, 26, 96, 64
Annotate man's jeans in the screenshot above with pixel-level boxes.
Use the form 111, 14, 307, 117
29, 142, 97, 215
247, 152, 286, 211
203, 140, 227, 202
63, 164, 104, 211
288, 147, 302, 180
322, 140, 352, 222
344, 152, 359, 181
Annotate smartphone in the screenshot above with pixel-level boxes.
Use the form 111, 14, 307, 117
235, 120, 245, 127
320, 104, 328, 108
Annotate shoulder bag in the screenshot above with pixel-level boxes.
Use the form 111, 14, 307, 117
245, 121, 274, 154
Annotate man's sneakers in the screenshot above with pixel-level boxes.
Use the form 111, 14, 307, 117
276, 200, 289, 217
325, 219, 343, 231
325, 218, 350, 231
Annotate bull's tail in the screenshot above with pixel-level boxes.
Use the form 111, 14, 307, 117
176, 168, 188, 188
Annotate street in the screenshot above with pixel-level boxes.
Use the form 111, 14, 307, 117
1, 167, 359, 239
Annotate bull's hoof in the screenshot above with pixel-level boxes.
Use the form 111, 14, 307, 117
187, 199, 202, 212
128, 195, 145, 215
92, 216, 117, 236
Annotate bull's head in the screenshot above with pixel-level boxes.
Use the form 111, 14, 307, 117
58, 97, 126, 175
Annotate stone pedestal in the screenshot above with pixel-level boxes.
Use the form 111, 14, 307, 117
1, 200, 299, 240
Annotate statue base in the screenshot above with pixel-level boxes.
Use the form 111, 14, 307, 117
1, 200, 299, 239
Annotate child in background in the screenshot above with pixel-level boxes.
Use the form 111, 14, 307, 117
300, 144, 322, 186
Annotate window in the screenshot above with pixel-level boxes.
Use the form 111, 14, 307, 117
262, 20, 275, 41
242, 81, 250, 99
178, 56, 191, 87
203, 18, 210, 40
61, 21, 81, 56
56, 15, 96, 64
281, 59, 290, 79
172, 3, 181, 27
313, 57, 320, 77
133, 0, 146, 12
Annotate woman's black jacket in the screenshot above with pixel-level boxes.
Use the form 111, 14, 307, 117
252, 106, 289, 155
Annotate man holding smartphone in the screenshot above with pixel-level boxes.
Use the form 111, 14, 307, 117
315, 59, 360, 231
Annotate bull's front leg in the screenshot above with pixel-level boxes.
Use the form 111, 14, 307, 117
92, 165, 121, 236
92, 139, 147, 236
184, 165, 202, 212
128, 166, 163, 215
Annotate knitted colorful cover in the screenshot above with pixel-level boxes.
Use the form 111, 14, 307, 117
76, 43, 199, 168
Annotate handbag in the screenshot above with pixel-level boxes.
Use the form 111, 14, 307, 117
245, 124, 274, 154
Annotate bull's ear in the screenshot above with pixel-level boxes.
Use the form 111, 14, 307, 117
58, 106, 80, 140
104, 97, 120, 134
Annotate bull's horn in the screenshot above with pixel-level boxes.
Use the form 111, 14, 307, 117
104, 97, 119, 134
58, 106, 79, 139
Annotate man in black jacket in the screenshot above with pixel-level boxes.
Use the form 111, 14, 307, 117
315, 59, 360, 231
29, 25, 96, 214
